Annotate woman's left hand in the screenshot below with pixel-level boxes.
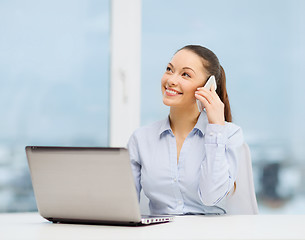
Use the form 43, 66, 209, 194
195, 85, 225, 125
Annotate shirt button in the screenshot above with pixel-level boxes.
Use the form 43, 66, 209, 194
173, 178, 177, 182
178, 200, 182, 205
209, 132, 214, 136
217, 133, 222, 137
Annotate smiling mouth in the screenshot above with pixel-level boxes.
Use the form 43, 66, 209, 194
165, 87, 182, 95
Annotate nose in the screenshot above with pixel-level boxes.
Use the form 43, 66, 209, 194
167, 74, 178, 86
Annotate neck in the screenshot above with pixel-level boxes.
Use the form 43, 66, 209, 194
169, 104, 200, 138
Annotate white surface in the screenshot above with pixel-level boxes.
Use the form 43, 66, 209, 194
110, 0, 141, 147
1, 212, 305, 240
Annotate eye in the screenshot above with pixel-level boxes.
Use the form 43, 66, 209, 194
166, 66, 173, 73
182, 72, 191, 78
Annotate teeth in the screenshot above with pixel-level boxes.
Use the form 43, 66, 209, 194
166, 89, 180, 95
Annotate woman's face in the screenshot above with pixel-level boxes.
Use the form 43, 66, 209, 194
161, 49, 208, 108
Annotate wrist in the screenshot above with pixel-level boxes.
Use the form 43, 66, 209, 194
205, 123, 227, 145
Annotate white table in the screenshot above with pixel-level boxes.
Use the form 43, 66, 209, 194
0, 212, 305, 240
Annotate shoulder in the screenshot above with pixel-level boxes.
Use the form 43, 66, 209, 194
131, 118, 166, 139
127, 119, 167, 161
127, 118, 166, 146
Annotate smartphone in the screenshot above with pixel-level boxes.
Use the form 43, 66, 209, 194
196, 75, 217, 112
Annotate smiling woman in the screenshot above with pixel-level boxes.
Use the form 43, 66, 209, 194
141, 0, 305, 214
127, 45, 243, 215
161, 50, 206, 109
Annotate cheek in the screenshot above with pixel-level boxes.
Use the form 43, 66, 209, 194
181, 83, 197, 96
161, 76, 167, 94
161, 75, 167, 86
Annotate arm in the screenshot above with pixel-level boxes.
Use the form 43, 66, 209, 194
127, 133, 142, 202
195, 81, 243, 206
199, 123, 243, 206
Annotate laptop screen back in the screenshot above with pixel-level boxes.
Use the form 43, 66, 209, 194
26, 147, 141, 223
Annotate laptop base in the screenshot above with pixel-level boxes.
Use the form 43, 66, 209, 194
46, 216, 173, 226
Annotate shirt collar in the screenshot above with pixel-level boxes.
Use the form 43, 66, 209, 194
158, 115, 172, 136
158, 111, 208, 136
193, 111, 209, 135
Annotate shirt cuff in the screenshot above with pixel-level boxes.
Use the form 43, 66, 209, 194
205, 124, 227, 145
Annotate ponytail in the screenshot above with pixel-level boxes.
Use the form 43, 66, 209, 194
216, 65, 232, 122
217, 67, 235, 192
216, 66, 236, 193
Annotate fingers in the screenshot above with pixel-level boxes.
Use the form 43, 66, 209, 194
195, 92, 209, 108
195, 87, 214, 104
195, 85, 225, 125
210, 84, 216, 93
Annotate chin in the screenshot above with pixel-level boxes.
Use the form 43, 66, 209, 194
163, 101, 171, 107
162, 98, 179, 107
162, 98, 172, 106
162, 99, 171, 106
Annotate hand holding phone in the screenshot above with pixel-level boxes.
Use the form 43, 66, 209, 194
196, 75, 217, 112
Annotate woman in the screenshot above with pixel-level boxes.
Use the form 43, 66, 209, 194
127, 45, 244, 215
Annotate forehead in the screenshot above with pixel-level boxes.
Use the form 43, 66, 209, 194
170, 49, 204, 70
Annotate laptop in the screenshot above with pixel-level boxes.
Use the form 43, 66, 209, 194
25, 146, 174, 226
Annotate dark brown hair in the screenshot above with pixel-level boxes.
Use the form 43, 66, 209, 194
178, 45, 232, 122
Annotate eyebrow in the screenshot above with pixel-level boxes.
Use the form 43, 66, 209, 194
182, 67, 196, 75
168, 62, 175, 70
168, 63, 196, 75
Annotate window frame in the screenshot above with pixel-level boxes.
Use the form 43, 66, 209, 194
109, 0, 141, 147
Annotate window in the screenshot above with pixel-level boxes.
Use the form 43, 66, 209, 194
0, 0, 110, 212
1, 0, 305, 214
141, 0, 305, 213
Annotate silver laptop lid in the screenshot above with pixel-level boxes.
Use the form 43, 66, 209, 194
26, 146, 142, 224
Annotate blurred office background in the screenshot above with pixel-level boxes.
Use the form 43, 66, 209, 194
0, 0, 304, 213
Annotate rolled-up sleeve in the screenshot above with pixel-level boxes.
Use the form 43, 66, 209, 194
127, 133, 142, 202
199, 122, 244, 206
